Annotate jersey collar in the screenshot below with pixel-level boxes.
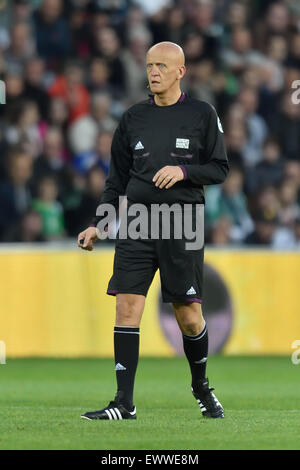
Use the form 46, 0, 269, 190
148, 91, 186, 105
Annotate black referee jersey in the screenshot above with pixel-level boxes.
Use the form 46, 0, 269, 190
92, 92, 229, 226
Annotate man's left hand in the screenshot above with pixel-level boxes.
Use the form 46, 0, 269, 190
153, 166, 184, 189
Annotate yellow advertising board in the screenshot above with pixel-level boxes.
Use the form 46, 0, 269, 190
0, 247, 299, 357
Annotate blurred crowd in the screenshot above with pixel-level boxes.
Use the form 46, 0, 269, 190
0, 0, 300, 247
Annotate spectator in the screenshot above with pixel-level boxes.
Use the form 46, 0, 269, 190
221, 27, 263, 73
33, 127, 72, 198
254, 2, 290, 51
0, 149, 33, 239
287, 33, 300, 69
278, 178, 300, 227
68, 92, 117, 155
188, 0, 220, 61
222, 1, 248, 43
47, 97, 68, 131
10, 0, 33, 26
3, 209, 46, 243
4, 99, 44, 158
68, 4, 90, 59
1, 71, 25, 112
72, 130, 113, 175
33, 0, 71, 64
91, 26, 126, 95
244, 212, 278, 246
246, 137, 284, 194
270, 92, 300, 160
31, 175, 65, 239
48, 60, 90, 123
237, 87, 268, 166
272, 216, 300, 250
284, 160, 300, 204
87, 58, 115, 96
205, 167, 253, 243
267, 34, 288, 64
254, 185, 281, 222
65, 165, 106, 236
4, 21, 35, 70
166, 6, 186, 45
183, 33, 206, 65
186, 59, 216, 105
24, 56, 50, 120
121, 27, 151, 102
224, 124, 247, 170
209, 216, 233, 246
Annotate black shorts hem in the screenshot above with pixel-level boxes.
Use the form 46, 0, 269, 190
107, 289, 147, 297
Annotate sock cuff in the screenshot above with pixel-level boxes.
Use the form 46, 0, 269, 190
182, 323, 207, 341
114, 325, 140, 335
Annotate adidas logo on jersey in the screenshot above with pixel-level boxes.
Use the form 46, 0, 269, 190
186, 286, 196, 295
134, 141, 144, 150
115, 363, 127, 371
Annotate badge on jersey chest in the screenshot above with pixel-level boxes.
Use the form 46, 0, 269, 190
176, 138, 189, 149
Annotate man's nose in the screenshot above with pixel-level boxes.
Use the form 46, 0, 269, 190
151, 65, 160, 75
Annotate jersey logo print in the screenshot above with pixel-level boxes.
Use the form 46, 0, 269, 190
176, 138, 189, 149
186, 286, 196, 295
115, 363, 127, 371
134, 141, 144, 150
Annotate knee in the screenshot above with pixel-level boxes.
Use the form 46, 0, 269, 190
180, 319, 202, 336
173, 302, 204, 335
115, 295, 144, 326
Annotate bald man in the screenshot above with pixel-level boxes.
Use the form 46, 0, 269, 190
78, 42, 228, 420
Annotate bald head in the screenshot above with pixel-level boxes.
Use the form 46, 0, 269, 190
147, 42, 185, 66
146, 42, 186, 98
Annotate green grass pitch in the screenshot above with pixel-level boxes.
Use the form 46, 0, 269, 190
0, 356, 299, 450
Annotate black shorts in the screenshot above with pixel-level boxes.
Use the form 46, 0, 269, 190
107, 203, 204, 304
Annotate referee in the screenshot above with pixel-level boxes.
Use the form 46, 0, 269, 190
78, 42, 229, 420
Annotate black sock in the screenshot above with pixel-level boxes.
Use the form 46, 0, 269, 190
114, 325, 139, 410
182, 322, 208, 390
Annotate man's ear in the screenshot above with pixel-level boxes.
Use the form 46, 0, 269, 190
177, 65, 186, 79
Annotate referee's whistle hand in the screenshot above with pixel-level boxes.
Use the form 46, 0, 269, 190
77, 227, 99, 251
152, 166, 184, 189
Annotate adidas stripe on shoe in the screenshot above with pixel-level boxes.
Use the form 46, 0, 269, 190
192, 377, 224, 418
81, 401, 137, 420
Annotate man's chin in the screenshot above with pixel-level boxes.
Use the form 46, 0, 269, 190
150, 84, 164, 94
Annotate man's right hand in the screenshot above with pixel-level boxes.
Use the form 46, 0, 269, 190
77, 227, 99, 251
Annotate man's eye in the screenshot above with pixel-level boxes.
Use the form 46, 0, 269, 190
158, 64, 165, 70
146, 64, 152, 70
